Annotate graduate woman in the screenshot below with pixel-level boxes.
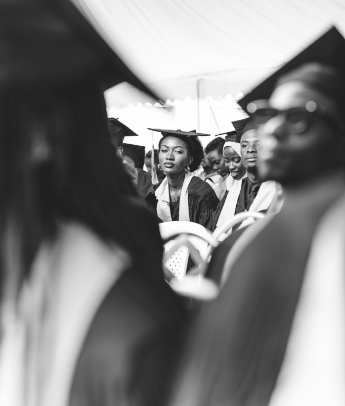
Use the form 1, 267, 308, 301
146, 129, 219, 230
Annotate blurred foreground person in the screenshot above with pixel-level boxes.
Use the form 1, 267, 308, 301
146, 129, 219, 230
169, 27, 345, 406
0, 2, 186, 406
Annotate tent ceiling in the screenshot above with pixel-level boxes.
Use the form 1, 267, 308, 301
74, 0, 345, 101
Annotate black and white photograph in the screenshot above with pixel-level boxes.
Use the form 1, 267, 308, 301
0, 1, 344, 405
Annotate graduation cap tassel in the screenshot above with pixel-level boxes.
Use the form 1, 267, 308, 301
151, 131, 159, 186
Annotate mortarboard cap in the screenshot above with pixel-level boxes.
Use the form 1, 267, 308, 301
122, 143, 145, 169
238, 26, 345, 113
215, 130, 238, 142
109, 118, 138, 140
232, 118, 251, 139
241, 121, 259, 139
0, 0, 157, 96
148, 128, 211, 137
215, 130, 237, 137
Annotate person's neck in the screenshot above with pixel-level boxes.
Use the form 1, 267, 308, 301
247, 168, 259, 184
282, 170, 345, 208
166, 170, 186, 190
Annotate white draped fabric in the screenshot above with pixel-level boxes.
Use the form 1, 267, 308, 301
0, 223, 129, 406
269, 192, 345, 406
155, 172, 194, 222
73, 0, 345, 100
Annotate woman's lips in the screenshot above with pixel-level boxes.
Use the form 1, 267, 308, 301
164, 163, 174, 168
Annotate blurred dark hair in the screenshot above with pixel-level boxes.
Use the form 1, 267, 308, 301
0, 83, 145, 297
205, 137, 225, 155
158, 135, 203, 172
108, 117, 123, 147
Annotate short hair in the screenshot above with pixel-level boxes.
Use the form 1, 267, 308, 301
158, 135, 204, 172
205, 137, 225, 155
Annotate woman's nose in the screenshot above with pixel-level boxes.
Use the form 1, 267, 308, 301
166, 150, 174, 160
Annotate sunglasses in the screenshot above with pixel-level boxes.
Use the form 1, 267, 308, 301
247, 100, 344, 135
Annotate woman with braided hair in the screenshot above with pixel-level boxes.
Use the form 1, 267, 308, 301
145, 129, 219, 230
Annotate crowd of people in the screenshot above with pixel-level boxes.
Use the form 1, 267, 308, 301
0, 1, 344, 405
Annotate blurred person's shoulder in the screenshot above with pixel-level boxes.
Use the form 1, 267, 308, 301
70, 260, 188, 406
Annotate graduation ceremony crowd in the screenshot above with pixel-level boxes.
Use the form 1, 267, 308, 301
0, 1, 344, 406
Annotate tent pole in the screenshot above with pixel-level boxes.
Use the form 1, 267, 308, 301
197, 78, 201, 131
207, 96, 220, 132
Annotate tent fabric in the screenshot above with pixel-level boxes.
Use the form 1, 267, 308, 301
73, 0, 345, 101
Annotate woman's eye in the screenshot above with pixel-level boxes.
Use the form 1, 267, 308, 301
175, 149, 183, 154
160, 148, 167, 153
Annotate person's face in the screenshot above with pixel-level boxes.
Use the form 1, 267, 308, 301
223, 146, 246, 180
206, 150, 229, 177
159, 136, 192, 175
257, 82, 345, 185
145, 156, 152, 173
201, 157, 214, 175
241, 130, 259, 171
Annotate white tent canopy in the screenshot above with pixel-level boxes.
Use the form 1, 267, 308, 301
72, 0, 345, 148
75, 0, 345, 102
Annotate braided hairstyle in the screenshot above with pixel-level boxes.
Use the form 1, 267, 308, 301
158, 133, 204, 172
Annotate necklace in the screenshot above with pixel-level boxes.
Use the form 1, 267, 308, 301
169, 185, 182, 202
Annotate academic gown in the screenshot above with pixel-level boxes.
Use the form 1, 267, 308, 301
0, 198, 188, 406
211, 189, 229, 231
205, 226, 248, 284
68, 199, 188, 406
146, 177, 219, 230
186, 177, 344, 406
70, 267, 187, 406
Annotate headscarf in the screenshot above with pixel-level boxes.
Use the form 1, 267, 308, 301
223, 141, 241, 157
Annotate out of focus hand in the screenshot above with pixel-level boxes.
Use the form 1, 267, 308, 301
123, 162, 138, 188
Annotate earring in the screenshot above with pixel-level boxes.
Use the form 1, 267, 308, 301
186, 166, 190, 172
158, 164, 161, 170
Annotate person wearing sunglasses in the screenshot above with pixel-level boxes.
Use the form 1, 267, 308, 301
247, 81, 345, 187
168, 27, 345, 406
